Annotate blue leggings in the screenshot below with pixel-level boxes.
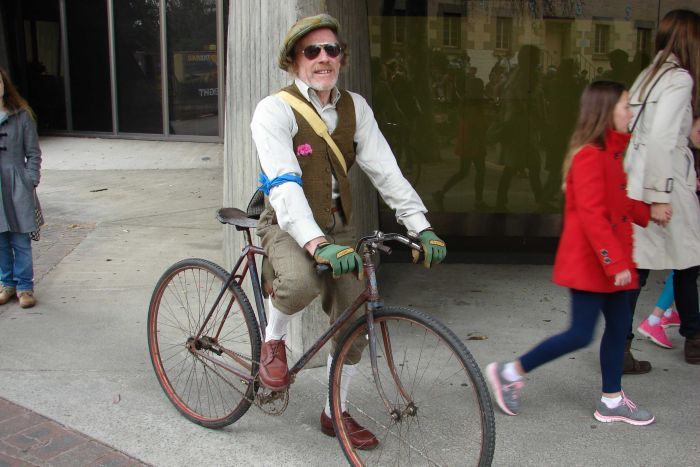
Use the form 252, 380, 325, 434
655, 271, 674, 310
520, 289, 629, 393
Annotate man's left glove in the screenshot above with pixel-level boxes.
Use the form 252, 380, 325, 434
314, 243, 364, 280
411, 229, 447, 268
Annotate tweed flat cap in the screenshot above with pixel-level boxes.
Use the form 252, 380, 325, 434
278, 14, 339, 70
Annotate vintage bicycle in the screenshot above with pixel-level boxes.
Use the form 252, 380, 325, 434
147, 206, 496, 466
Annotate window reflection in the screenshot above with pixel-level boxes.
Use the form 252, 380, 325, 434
114, 0, 163, 134
166, 0, 218, 136
67, 0, 112, 131
368, 0, 690, 235
23, 0, 65, 130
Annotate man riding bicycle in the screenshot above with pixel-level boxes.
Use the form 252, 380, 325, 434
251, 13, 447, 449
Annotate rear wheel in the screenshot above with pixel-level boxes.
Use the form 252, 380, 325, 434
148, 258, 261, 428
330, 306, 495, 466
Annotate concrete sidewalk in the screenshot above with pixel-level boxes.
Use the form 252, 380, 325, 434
0, 136, 697, 466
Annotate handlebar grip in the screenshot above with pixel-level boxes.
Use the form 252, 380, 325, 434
315, 264, 330, 275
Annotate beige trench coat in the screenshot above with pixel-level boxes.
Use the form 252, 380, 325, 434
625, 53, 700, 270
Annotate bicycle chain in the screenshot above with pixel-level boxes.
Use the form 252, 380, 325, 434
193, 353, 289, 416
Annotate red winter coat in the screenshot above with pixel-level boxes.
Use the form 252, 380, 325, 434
553, 129, 651, 292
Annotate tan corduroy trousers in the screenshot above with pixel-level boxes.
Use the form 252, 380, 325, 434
257, 206, 366, 363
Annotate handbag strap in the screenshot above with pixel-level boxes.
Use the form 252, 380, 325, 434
629, 63, 679, 134
276, 90, 348, 175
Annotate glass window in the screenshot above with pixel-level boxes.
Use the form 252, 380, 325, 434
66, 0, 112, 131
367, 0, 672, 242
166, 0, 219, 136
495, 17, 512, 51
636, 27, 652, 55
114, 0, 163, 134
394, 10, 406, 43
22, 0, 66, 130
594, 24, 611, 54
443, 13, 461, 48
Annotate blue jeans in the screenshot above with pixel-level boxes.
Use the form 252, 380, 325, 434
0, 232, 34, 291
520, 289, 629, 393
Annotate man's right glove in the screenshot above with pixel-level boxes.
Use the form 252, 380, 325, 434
411, 229, 447, 268
314, 243, 363, 280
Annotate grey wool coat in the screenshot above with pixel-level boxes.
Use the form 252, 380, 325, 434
0, 109, 42, 233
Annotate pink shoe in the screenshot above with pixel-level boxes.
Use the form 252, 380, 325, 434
637, 319, 672, 349
660, 309, 680, 328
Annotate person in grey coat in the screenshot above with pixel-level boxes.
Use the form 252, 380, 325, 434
0, 67, 41, 309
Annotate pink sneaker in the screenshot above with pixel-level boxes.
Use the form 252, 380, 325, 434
637, 319, 672, 349
660, 309, 680, 328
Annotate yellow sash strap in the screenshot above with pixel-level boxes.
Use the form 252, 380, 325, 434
276, 90, 348, 176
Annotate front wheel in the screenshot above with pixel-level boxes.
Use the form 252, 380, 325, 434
330, 306, 495, 466
147, 258, 261, 428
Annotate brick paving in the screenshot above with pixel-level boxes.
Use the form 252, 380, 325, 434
0, 398, 149, 467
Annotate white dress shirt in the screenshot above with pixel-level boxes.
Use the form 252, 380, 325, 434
251, 78, 430, 247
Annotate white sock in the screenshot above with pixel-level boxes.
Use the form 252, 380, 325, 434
325, 354, 358, 417
264, 298, 292, 342
601, 395, 623, 408
647, 314, 662, 326
663, 308, 673, 317
502, 362, 523, 382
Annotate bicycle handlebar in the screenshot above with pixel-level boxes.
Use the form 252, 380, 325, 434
315, 231, 422, 274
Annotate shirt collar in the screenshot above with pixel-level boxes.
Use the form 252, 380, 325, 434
294, 78, 341, 107
653, 50, 681, 67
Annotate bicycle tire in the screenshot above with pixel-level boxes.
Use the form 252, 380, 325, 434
148, 258, 261, 428
329, 306, 495, 466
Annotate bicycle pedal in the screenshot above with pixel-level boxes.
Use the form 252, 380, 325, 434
255, 387, 289, 416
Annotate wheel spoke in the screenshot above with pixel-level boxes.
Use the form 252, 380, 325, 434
148, 260, 261, 428
331, 308, 495, 466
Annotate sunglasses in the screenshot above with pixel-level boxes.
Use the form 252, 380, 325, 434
300, 42, 343, 60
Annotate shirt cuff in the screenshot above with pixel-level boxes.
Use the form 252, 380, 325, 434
285, 220, 326, 249
400, 212, 431, 235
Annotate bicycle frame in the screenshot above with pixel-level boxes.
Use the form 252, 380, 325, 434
190, 226, 422, 413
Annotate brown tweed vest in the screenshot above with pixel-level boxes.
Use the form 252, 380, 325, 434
276, 84, 356, 228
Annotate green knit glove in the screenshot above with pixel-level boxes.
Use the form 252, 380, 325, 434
314, 243, 363, 279
412, 229, 447, 268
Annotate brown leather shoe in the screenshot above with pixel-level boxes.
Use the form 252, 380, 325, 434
320, 410, 379, 450
18, 291, 36, 309
0, 287, 16, 305
623, 338, 651, 374
258, 339, 289, 390
685, 334, 700, 364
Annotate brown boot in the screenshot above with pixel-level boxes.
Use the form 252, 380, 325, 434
18, 291, 36, 309
258, 339, 290, 390
684, 334, 700, 364
0, 287, 16, 305
623, 338, 651, 374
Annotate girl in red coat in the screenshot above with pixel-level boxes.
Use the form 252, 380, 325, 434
486, 81, 655, 426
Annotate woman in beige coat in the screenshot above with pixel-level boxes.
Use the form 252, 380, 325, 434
625, 9, 700, 366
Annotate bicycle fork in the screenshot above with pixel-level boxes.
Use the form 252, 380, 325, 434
363, 250, 417, 421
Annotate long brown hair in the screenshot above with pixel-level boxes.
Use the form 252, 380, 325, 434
0, 67, 34, 118
561, 81, 626, 190
640, 9, 700, 115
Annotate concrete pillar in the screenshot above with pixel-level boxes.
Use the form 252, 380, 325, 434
224, 0, 376, 367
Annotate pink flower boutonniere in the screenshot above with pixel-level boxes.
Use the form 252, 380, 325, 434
296, 143, 313, 157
